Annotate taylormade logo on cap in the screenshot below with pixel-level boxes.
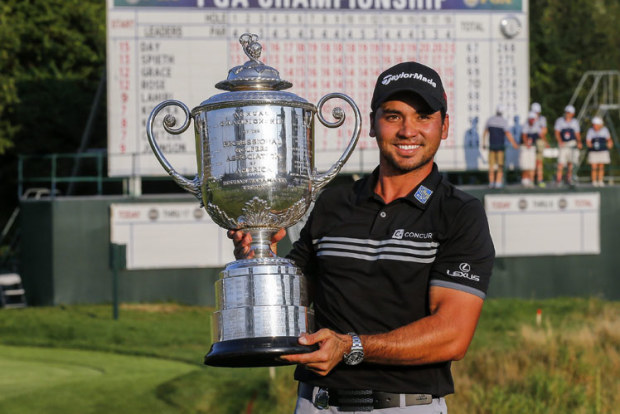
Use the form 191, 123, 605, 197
371, 61, 447, 112
382, 72, 437, 88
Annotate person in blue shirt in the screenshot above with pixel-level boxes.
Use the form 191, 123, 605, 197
482, 105, 518, 188
586, 116, 613, 186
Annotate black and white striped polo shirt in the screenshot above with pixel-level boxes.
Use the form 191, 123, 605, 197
289, 163, 495, 396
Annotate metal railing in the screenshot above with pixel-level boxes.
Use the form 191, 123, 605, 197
18, 152, 107, 198
567, 70, 620, 180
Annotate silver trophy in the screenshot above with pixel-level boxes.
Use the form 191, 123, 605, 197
146, 33, 361, 367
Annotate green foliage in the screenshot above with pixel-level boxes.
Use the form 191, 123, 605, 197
449, 297, 620, 414
0, 0, 106, 222
0, 3, 21, 154
529, 0, 620, 122
0, 304, 210, 363
0, 0, 105, 154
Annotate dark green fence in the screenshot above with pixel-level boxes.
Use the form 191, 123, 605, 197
17, 187, 620, 306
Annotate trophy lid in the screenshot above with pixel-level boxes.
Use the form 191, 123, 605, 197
215, 33, 293, 92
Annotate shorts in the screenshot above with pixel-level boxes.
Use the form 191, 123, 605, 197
535, 140, 546, 162
489, 150, 505, 169
519, 145, 536, 170
588, 151, 610, 164
558, 141, 579, 164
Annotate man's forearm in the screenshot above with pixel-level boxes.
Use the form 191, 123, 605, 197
361, 287, 483, 366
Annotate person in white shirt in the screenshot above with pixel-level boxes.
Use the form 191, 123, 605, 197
554, 105, 582, 185
586, 116, 613, 186
530, 102, 550, 186
519, 112, 540, 187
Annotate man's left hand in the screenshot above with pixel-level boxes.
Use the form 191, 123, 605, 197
280, 329, 351, 376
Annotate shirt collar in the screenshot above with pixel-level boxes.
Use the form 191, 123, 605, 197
356, 163, 442, 209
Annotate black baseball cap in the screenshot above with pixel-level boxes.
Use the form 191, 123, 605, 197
371, 62, 447, 113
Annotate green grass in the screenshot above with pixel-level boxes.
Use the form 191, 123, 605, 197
0, 299, 618, 414
0, 345, 197, 414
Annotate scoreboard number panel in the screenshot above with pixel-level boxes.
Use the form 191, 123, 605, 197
107, 0, 529, 177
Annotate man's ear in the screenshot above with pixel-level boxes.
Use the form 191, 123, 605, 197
441, 114, 450, 140
369, 112, 376, 137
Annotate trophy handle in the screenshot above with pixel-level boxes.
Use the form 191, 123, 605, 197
146, 99, 202, 201
311, 93, 361, 200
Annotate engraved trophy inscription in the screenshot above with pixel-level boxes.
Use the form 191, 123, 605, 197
146, 33, 361, 367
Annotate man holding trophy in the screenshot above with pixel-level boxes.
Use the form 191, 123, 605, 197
230, 61, 495, 413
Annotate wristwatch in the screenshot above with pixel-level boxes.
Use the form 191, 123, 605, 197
343, 333, 364, 365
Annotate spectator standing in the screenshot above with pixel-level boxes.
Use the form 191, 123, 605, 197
554, 105, 582, 185
530, 102, 548, 135
530, 102, 550, 186
519, 111, 540, 187
482, 105, 518, 188
505, 114, 522, 172
586, 116, 613, 187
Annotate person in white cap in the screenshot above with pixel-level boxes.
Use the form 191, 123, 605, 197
530, 102, 548, 135
519, 112, 540, 187
529, 102, 550, 186
586, 116, 613, 186
554, 104, 582, 185
482, 105, 518, 188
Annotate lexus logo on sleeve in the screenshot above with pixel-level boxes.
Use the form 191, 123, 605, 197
459, 263, 471, 272
446, 262, 480, 282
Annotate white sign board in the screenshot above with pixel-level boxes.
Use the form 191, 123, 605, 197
485, 193, 600, 257
107, 0, 529, 176
110, 202, 235, 269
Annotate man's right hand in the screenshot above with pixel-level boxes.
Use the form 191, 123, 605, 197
227, 228, 287, 259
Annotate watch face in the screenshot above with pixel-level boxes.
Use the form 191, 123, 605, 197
500, 15, 522, 39
345, 351, 364, 365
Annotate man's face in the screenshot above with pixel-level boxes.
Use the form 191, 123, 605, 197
565, 112, 574, 120
370, 94, 449, 175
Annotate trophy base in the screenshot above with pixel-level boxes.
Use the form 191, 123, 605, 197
204, 336, 318, 367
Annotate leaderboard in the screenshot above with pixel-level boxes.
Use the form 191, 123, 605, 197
107, 0, 529, 177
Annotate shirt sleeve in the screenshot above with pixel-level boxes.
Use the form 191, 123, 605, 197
286, 200, 320, 283
540, 116, 547, 128
429, 199, 495, 299
502, 118, 510, 132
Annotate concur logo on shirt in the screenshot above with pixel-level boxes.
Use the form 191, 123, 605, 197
392, 229, 434, 240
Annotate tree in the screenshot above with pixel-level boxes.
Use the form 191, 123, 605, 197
530, 0, 620, 121
0, 2, 21, 154
0, 0, 106, 223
